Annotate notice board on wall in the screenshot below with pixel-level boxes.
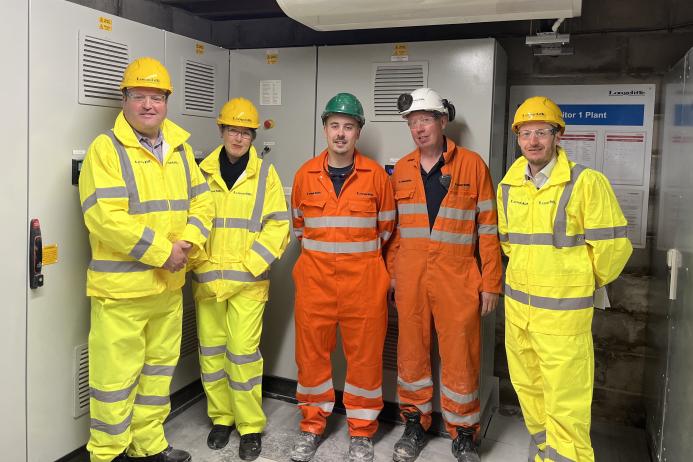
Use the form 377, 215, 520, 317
507, 85, 655, 249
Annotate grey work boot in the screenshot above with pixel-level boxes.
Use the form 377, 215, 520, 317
393, 411, 426, 462
291, 431, 321, 462
451, 427, 480, 462
348, 436, 374, 462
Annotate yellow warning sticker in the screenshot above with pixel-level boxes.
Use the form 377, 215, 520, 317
391, 43, 409, 62
196, 43, 205, 55
98, 16, 112, 32
266, 49, 279, 64
42, 244, 59, 265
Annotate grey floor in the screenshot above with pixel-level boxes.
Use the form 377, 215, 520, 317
165, 397, 651, 462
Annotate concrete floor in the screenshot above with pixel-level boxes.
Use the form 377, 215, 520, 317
165, 397, 652, 462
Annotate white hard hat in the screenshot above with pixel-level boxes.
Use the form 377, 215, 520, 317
397, 88, 455, 121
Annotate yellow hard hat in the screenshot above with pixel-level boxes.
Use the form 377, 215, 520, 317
217, 97, 260, 129
120, 57, 173, 94
512, 96, 565, 134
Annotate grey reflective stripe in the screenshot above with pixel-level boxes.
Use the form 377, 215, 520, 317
505, 284, 593, 310
344, 382, 382, 399
414, 402, 433, 413
213, 217, 224, 228
297, 378, 333, 396
82, 194, 98, 214
378, 210, 396, 221
477, 199, 496, 212
546, 446, 575, 462
248, 159, 271, 232
398, 203, 428, 215
441, 384, 478, 405
294, 228, 304, 238
380, 230, 392, 241
506, 233, 554, 245
346, 408, 381, 420
89, 260, 153, 273
188, 216, 210, 238
442, 409, 480, 425
251, 240, 276, 265
129, 227, 155, 260
528, 431, 547, 462
585, 226, 628, 240
191, 182, 210, 198
531, 430, 547, 445
292, 208, 303, 218
91, 413, 133, 435
105, 131, 140, 208
178, 145, 193, 199
264, 211, 290, 221
499, 233, 509, 242
501, 183, 510, 226
399, 227, 430, 239
477, 224, 498, 235
397, 376, 433, 392
430, 230, 474, 244
82, 187, 130, 214
199, 344, 226, 356
304, 216, 377, 228
90, 378, 139, 403
129, 200, 169, 214
142, 364, 175, 376
169, 199, 191, 211
212, 217, 251, 229
228, 374, 262, 391
193, 269, 269, 283
202, 369, 227, 382
302, 238, 379, 253
299, 401, 334, 413
226, 349, 262, 365
134, 394, 170, 406
438, 207, 476, 221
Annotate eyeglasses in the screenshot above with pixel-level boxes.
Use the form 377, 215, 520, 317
517, 128, 557, 140
224, 127, 253, 139
407, 116, 439, 129
126, 92, 167, 104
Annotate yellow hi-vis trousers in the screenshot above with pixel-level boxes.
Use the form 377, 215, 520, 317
505, 320, 595, 462
87, 290, 182, 462
196, 294, 266, 435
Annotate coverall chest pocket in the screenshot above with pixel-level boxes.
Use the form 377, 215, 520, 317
300, 199, 326, 237
348, 199, 377, 238
395, 188, 417, 224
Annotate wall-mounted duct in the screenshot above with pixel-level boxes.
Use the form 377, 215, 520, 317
276, 0, 581, 31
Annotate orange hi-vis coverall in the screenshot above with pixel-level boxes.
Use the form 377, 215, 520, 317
291, 149, 396, 437
385, 137, 502, 438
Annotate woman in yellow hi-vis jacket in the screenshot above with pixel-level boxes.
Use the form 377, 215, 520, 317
498, 96, 632, 462
191, 98, 290, 461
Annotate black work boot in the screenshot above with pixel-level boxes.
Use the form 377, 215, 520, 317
393, 411, 426, 462
239, 433, 262, 461
128, 446, 191, 462
451, 427, 480, 462
207, 424, 234, 450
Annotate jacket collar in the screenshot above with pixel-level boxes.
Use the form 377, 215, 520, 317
406, 136, 458, 167
501, 146, 572, 186
200, 144, 260, 187
112, 111, 190, 150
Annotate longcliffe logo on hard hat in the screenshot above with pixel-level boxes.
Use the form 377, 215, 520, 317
233, 116, 252, 123
137, 74, 161, 83
524, 112, 546, 117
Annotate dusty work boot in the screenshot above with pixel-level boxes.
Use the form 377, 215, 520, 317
239, 432, 262, 460
291, 431, 322, 461
128, 446, 191, 462
347, 436, 374, 462
451, 427, 480, 462
207, 424, 234, 449
393, 411, 426, 462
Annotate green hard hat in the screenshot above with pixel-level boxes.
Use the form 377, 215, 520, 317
321, 92, 365, 126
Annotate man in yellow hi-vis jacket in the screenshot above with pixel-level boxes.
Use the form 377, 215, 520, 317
191, 97, 290, 461
498, 96, 633, 462
78, 57, 213, 462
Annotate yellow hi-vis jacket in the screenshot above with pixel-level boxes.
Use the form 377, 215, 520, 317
191, 145, 290, 302
79, 112, 214, 299
497, 148, 633, 335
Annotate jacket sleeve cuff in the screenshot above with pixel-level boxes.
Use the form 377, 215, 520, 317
244, 250, 270, 278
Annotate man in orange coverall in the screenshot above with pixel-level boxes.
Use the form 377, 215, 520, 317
386, 88, 503, 462
289, 92, 395, 462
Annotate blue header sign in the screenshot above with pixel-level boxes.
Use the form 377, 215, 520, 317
558, 104, 645, 126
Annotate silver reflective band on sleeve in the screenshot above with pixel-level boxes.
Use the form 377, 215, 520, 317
188, 216, 210, 238
505, 284, 593, 310
299, 401, 335, 413
441, 384, 478, 405
304, 216, 377, 228
248, 159, 271, 232
477, 199, 496, 212
228, 374, 262, 391
91, 412, 133, 436
264, 211, 290, 221
302, 238, 379, 253
142, 364, 176, 376
378, 210, 396, 221
169, 199, 191, 211
90, 378, 139, 403
89, 260, 153, 273
477, 224, 498, 235
397, 376, 433, 392
398, 203, 428, 215
399, 227, 430, 239
344, 382, 382, 399
430, 230, 474, 244
442, 409, 480, 426
545, 446, 576, 462
438, 207, 476, 221
226, 349, 262, 365
134, 394, 170, 406
192, 269, 269, 283
199, 344, 226, 356
585, 226, 628, 240
202, 369, 227, 383
346, 408, 381, 421
191, 182, 210, 198
81, 187, 130, 214
292, 208, 303, 219
251, 240, 277, 265
129, 227, 155, 260
297, 378, 333, 396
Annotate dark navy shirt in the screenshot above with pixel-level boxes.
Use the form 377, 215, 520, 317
420, 139, 449, 229
328, 163, 354, 197
219, 148, 249, 190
